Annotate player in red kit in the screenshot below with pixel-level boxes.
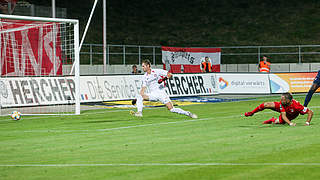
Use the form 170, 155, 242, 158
244, 93, 313, 126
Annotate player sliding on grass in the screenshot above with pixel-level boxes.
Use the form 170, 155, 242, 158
244, 92, 313, 126
130, 59, 197, 118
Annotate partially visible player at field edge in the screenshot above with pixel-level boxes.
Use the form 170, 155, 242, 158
244, 92, 313, 126
304, 70, 320, 107
131, 59, 197, 118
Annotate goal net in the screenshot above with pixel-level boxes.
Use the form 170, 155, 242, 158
0, 14, 80, 116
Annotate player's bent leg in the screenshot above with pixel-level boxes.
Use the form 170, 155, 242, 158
304, 83, 320, 107
245, 102, 266, 117
263, 117, 277, 124
136, 94, 145, 113
263, 102, 276, 109
304, 89, 315, 107
156, 90, 197, 118
245, 102, 276, 117
276, 115, 286, 124
166, 102, 198, 119
244, 111, 254, 117
130, 94, 148, 117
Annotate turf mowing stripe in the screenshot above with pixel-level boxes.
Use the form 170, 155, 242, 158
20, 113, 243, 133
20, 117, 214, 133
1, 103, 319, 122
1, 163, 320, 167
8, 111, 318, 133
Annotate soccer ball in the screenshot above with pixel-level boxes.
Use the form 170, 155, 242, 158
10, 111, 21, 121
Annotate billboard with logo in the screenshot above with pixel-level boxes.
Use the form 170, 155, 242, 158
91, 75, 142, 102
80, 74, 219, 101
216, 73, 270, 94
4, 72, 318, 108
270, 72, 319, 93
0, 77, 75, 107
165, 74, 218, 97
0, 73, 219, 107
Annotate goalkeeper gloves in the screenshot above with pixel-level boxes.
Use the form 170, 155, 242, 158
158, 76, 168, 84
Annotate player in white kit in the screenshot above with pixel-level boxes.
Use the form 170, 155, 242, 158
131, 59, 198, 118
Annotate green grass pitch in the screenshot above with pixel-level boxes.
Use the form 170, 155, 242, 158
1, 94, 320, 180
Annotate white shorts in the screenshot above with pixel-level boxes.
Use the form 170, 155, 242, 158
146, 89, 171, 104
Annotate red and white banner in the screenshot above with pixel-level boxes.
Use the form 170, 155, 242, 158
0, 19, 62, 76
162, 46, 221, 73
0, 0, 18, 4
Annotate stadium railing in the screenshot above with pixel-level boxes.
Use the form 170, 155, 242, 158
80, 44, 320, 67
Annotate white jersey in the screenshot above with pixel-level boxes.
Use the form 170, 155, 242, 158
142, 69, 168, 91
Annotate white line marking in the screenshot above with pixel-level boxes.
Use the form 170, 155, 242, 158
1, 163, 320, 167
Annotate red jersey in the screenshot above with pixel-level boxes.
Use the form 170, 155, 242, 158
274, 99, 309, 120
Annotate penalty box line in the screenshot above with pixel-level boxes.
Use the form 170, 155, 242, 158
1, 163, 320, 167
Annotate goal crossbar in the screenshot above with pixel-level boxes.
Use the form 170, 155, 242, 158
0, 14, 78, 24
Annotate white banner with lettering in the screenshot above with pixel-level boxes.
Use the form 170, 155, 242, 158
0, 74, 219, 107
0, 77, 75, 107
162, 46, 221, 65
216, 73, 270, 94
80, 74, 219, 101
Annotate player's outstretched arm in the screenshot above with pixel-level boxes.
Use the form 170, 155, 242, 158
281, 112, 296, 126
305, 109, 313, 126
158, 72, 172, 84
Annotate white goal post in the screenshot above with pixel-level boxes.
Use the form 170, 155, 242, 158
0, 14, 80, 115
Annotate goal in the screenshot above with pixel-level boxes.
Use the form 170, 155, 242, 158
0, 14, 80, 116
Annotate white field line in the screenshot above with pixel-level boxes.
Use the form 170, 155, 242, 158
1, 163, 320, 167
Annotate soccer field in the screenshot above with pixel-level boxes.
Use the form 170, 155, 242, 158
1, 94, 320, 180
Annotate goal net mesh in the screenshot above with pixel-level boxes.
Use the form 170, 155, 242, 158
0, 15, 79, 116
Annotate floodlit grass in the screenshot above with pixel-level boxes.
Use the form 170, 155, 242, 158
0, 94, 320, 180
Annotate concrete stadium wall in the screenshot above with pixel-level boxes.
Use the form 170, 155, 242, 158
76, 63, 320, 75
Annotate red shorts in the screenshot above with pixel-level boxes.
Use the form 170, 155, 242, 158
277, 115, 285, 124
273, 102, 286, 124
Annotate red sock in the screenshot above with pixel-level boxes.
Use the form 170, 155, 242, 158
263, 117, 276, 124
251, 103, 265, 114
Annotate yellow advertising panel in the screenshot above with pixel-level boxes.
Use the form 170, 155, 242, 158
272, 72, 318, 93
